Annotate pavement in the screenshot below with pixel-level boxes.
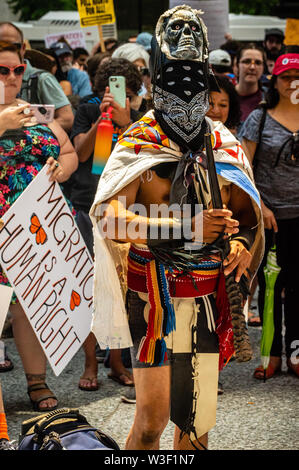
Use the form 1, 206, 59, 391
0, 323, 298, 451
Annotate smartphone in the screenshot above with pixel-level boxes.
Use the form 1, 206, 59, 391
109, 76, 126, 108
19, 104, 55, 124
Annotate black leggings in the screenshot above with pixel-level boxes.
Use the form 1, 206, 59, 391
257, 218, 299, 359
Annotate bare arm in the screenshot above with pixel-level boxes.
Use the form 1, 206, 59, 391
224, 184, 257, 281
241, 137, 257, 167
99, 177, 239, 245
73, 119, 101, 163
242, 137, 278, 232
47, 120, 78, 183
54, 104, 74, 133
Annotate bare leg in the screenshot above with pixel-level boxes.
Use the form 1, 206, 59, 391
10, 303, 57, 410
173, 426, 208, 450
79, 332, 98, 390
109, 349, 134, 385
125, 365, 171, 450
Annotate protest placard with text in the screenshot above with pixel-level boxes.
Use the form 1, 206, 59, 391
0, 167, 94, 376
76, 0, 116, 27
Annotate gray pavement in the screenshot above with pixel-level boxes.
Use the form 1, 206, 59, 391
1, 325, 298, 450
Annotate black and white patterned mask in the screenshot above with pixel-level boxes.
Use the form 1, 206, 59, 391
150, 5, 219, 151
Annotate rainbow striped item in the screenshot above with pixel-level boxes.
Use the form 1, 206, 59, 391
92, 107, 113, 175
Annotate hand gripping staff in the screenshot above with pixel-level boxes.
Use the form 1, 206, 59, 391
204, 132, 253, 363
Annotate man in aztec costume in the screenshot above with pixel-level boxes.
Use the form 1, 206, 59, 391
90, 5, 264, 450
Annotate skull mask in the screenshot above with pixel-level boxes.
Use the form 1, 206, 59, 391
162, 9, 203, 61
151, 5, 218, 151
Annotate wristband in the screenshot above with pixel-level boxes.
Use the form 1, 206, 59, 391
231, 226, 256, 251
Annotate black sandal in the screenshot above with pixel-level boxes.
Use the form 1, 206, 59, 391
27, 383, 58, 412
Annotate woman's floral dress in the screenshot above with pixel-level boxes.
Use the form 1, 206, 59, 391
0, 124, 74, 303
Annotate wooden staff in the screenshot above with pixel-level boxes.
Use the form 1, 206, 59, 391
97, 24, 106, 52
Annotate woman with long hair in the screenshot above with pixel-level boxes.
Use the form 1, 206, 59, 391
0, 41, 78, 410
242, 53, 299, 379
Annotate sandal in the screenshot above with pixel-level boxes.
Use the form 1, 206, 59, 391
108, 372, 134, 387
27, 383, 58, 412
0, 341, 14, 373
253, 361, 281, 380
78, 376, 99, 391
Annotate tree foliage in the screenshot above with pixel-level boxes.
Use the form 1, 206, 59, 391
9, 0, 282, 23
229, 0, 280, 16
8, 0, 77, 22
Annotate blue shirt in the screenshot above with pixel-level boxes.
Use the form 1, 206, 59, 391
67, 68, 92, 98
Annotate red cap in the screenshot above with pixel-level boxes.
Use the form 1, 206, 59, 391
272, 54, 299, 75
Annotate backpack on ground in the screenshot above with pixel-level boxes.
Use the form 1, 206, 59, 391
17, 408, 120, 450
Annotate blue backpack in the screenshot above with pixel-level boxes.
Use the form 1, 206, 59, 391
18, 408, 120, 451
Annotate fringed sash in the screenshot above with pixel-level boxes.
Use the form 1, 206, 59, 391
128, 245, 223, 365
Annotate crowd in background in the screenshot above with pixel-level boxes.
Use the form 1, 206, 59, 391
0, 19, 298, 449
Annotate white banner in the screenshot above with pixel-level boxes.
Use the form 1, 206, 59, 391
45, 30, 87, 50
0, 285, 12, 337
0, 167, 93, 376
169, 0, 229, 51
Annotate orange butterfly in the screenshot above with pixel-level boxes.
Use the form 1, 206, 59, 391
29, 214, 47, 245
70, 290, 81, 311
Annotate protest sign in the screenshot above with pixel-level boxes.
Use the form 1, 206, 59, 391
169, 0, 229, 50
0, 167, 94, 376
76, 0, 116, 27
0, 285, 12, 337
45, 30, 87, 49
284, 18, 299, 45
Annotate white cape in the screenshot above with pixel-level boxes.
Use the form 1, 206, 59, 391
89, 112, 263, 349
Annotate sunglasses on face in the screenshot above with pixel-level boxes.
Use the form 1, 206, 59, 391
13, 42, 22, 50
0, 63, 27, 76
240, 58, 263, 66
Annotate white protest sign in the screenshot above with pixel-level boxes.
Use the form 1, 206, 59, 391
169, 0, 229, 51
0, 285, 13, 336
0, 167, 93, 376
45, 30, 87, 50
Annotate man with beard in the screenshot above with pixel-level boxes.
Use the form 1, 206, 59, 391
263, 28, 285, 56
90, 5, 264, 450
51, 41, 92, 98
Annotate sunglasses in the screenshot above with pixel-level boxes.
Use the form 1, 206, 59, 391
13, 42, 22, 50
0, 63, 27, 76
240, 58, 263, 66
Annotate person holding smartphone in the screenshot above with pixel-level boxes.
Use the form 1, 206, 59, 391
70, 57, 145, 391
0, 41, 78, 412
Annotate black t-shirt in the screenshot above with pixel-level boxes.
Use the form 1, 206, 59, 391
70, 102, 139, 212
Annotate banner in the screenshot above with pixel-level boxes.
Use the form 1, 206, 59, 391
0, 167, 94, 376
76, 0, 116, 28
169, 0, 229, 51
45, 30, 87, 50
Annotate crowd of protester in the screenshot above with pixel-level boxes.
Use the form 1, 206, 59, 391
0, 19, 298, 449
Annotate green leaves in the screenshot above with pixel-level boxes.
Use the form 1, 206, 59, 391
7, 0, 77, 22
229, 0, 280, 16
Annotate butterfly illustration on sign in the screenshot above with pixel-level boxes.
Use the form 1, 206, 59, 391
70, 290, 81, 311
29, 214, 48, 245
